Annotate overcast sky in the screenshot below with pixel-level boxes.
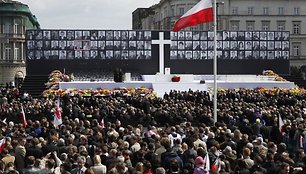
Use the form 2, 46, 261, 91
18, 0, 160, 30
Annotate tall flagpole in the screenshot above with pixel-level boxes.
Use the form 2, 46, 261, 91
213, 0, 218, 124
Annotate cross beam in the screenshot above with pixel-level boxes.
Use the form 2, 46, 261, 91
152, 32, 171, 74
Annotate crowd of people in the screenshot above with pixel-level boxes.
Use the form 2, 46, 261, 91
0, 85, 305, 174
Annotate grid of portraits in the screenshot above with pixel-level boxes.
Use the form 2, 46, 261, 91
26, 30, 152, 60
170, 31, 290, 60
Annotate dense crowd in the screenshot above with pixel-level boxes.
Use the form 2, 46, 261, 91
0, 86, 305, 174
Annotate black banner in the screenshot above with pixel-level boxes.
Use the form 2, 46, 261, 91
26, 30, 290, 75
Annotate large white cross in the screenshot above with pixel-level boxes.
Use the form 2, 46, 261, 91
152, 32, 171, 74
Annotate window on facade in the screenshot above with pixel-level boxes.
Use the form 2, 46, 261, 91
261, 21, 270, 30
232, 7, 238, 15
171, 6, 175, 16
190, 26, 197, 31
0, 44, 3, 60
14, 23, 18, 34
292, 43, 301, 56
199, 24, 204, 30
3, 23, 12, 34
14, 47, 19, 60
5, 47, 11, 60
277, 21, 285, 31
230, 21, 239, 30
248, 7, 254, 15
294, 7, 300, 15
278, 7, 284, 15
293, 22, 301, 34
263, 7, 269, 15
179, 7, 184, 15
164, 8, 168, 17
155, 12, 159, 20
246, 21, 255, 31
14, 19, 21, 34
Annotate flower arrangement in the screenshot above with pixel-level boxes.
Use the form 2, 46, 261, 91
171, 75, 181, 82
45, 70, 63, 90
217, 87, 305, 96
262, 70, 286, 81
44, 70, 73, 96
42, 87, 155, 98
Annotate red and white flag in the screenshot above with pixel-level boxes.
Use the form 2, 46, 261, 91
204, 153, 210, 171
211, 158, 221, 172
0, 138, 6, 153
279, 114, 284, 133
100, 118, 105, 128
53, 99, 62, 127
173, 0, 213, 32
21, 106, 27, 128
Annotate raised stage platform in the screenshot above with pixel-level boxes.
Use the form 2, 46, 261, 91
59, 74, 296, 97
142, 74, 296, 89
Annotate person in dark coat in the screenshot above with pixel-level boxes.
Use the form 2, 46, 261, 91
220, 133, 237, 151
234, 159, 250, 174
26, 138, 43, 159
206, 132, 219, 150
249, 155, 267, 174
181, 141, 197, 164
57, 138, 68, 155
42, 129, 60, 156
20, 156, 41, 174
160, 140, 183, 171
262, 153, 278, 174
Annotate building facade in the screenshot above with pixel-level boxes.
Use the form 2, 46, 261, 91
133, 0, 306, 69
0, 0, 39, 85
132, 8, 154, 30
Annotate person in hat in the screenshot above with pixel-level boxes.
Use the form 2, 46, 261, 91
193, 156, 208, 174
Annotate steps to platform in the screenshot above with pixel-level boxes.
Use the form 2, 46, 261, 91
19, 75, 49, 98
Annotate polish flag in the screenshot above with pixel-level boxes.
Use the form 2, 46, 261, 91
204, 153, 210, 171
53, 99, 62, 128
279, 114, 284, 133
173, 0, 213, 32
100, 118, 105, 128
211, 158, 221, 172
0, 138, 6, 153
21, 106, 27, 128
